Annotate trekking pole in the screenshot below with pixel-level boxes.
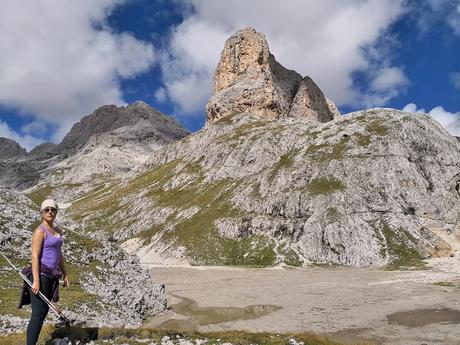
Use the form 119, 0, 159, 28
0, 250, 71, 326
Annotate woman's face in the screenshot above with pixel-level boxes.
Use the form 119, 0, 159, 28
42, 207, 57, 222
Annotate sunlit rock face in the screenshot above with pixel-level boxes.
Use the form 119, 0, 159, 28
206, 27, 340, 124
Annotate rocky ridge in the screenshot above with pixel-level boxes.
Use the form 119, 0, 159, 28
206, 27, 340, 123
0, 101, 189, 189
57, 101, 188, 157
66, 108, 460, 268
0, 137, 27, 160
55, 28, 459, 270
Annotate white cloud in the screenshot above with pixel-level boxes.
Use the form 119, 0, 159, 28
447, 3, 460, 34
402, 103, 423, 113
154, 87, 168, 103
371, 67, 409, 92
403, 103, 460, 136
21, 120, 49, 135
0, 121, 44, 151
450, 72, 460, 89
0, 0, 155, 136
356, 66, 410, 107
415, 0, 460, 35
160, 0, 407, 115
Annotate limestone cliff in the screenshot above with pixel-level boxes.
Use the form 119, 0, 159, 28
206, 27, 340, 123
67, 108, 460, 268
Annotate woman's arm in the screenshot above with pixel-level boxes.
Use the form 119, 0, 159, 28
31, 228, 45, 295
59, 254, 69, 287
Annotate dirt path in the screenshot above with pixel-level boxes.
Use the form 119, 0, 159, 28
147, 258, 460, 345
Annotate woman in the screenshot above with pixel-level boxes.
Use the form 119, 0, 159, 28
27, 199, 69, 345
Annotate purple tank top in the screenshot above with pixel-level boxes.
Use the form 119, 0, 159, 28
39, 224, 63, 270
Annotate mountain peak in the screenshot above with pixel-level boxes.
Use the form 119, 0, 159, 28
206, 27, 340, 124
0, 137, 27, 159
58, 102, 187, 156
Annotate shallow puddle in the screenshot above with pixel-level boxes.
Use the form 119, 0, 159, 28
156, 295, 281, 331
387, 308, 460, 327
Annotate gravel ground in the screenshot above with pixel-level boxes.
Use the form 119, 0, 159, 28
147, 257, 460, 345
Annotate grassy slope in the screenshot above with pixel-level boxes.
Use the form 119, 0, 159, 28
65, 111, 428, 269
0, 326, 362, 345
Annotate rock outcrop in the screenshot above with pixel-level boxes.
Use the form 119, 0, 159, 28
0, 187, 167, 333
27, 142, 60, 160
206, 27, 340, 123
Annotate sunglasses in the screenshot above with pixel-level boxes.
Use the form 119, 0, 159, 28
43, 207, 57, 214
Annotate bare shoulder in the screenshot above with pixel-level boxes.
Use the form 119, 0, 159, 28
54, 226, 63, 236
33, 227, 46, 238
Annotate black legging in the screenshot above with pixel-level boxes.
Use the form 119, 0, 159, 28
26, 274, 55, 345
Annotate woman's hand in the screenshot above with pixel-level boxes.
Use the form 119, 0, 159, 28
63, 275, 70, 288
31, 280, 40, 295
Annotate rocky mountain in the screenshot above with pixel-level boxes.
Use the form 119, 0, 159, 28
43, 101, 190, 186
1, 26, 459, 338
206, 28, 340, 123
57, 101, 188, 157
0, 138, 27, 159
0, 102, 189, 189
66, 107, 459, 268
44, 28, 459, 270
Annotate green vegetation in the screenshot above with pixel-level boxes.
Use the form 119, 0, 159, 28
64, 230, 101, 251
278, 244, 303, 267
69, 158, 276, 266
0, 286, 30, 318
141, 173, 276, 266
326, 208, 340, 222
0, 254, 30, 318
305, 136, 350, 162
26, 184, 54, 206
58, 262, 105, 312
215, 111, 241, 125
0, 325, 55, 345
355, 133, 372, 147
0, 327, 350, 345
307, 177, 345, 196
307, 130, 321, 140
379, 221, 426, 270
433, 281, 455, 287
251, 182, 262, 200
216, 120, 268, 143
366, 119, 389, 136
269, 150, 297, 181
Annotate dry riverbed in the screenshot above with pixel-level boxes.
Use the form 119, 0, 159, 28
147, 257, 460, 345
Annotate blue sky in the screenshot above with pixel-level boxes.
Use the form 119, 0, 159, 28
0, 0, 459, 150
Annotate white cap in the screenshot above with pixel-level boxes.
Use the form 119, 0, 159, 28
40, 199, 58, 212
